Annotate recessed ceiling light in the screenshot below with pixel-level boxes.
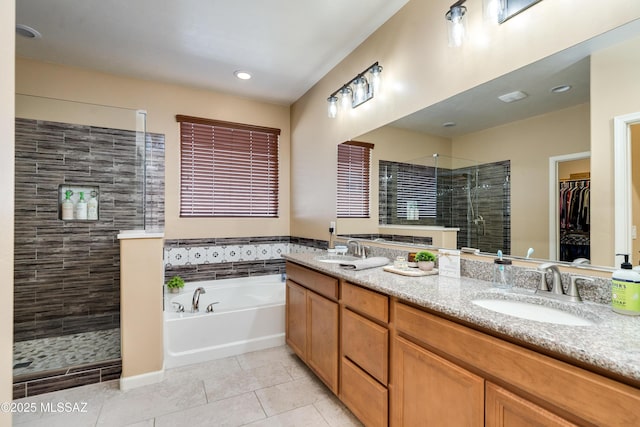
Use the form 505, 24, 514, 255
234, 71, 252, 80
16, 24, 41, 39
442, 122, 457, 128
498, 90, 528, 103
550, 85, 572, 93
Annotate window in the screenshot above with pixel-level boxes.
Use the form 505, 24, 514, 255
177, 115, 280, 217
337, 141, 373, 218
396, 163, 437, 219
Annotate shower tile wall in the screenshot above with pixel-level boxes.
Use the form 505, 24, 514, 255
14, 118, 165, 342
450, 160, 511, 254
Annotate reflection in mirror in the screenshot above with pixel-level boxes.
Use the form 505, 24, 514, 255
379, 155, 510, 254
337, 22, 640, 269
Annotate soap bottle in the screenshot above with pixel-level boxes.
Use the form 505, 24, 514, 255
87, 191, 98, 220
76, 191, 88, 220
61, 190, 74, 220
611, 254, 640, 316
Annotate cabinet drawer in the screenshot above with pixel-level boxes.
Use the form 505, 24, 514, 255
342, 306, 388, 384
286, 262, 338, 300
341, 357, 388, 427
341, 281, 389, 322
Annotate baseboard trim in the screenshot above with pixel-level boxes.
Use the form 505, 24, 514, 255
119, 369, 164, 390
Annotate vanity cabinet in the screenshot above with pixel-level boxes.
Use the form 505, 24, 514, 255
485, 382, 577, 427
392, 300, 640, 427
285, 260, 640, 427
340, 282, 390, 427
285, 262, 339, 393
391, 334, 484, 426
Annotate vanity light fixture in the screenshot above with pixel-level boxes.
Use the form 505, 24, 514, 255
445, 0, 467, 47
327, 62, 383, 119
483, 0, 506, 23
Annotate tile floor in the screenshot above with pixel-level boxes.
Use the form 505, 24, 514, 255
12, 345, 363, 427
13, 329, 121, 376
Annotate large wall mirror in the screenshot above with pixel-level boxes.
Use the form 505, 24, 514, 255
336, 20, 640, 269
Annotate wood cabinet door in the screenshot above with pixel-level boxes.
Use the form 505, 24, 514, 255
285, 280, 307, 359
307, 290, 339, 394
486, 382, 578, 427
391, 335, 484, 427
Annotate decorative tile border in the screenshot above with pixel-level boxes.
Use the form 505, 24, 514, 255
163, 237, 328, 283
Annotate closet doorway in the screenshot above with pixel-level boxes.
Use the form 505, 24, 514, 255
548, 152, 591, 262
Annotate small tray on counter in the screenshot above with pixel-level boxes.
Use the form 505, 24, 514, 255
383, 266, 439, 277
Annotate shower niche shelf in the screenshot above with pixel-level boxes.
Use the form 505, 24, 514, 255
58, 184, 100, 221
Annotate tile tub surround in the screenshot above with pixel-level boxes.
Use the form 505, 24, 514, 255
164, 236, 328, 283
14, 118, 165, 342
284, 252, 640, 385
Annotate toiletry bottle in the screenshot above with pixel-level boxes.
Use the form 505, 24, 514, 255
61, 190, 74, 220
87, 191, 98, 220
76, 191, 88, 220
611, 254, 640, 316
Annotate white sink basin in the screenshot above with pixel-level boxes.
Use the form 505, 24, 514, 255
316, 256, 360, 264
471, 299, 595, 326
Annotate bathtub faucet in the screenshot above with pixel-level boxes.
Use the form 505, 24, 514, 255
191, 287, 206, 312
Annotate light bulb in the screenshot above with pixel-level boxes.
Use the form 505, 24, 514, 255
353, 77, 368, 105
483, 0, 504, 22
369, 65, 382, 94
327, 96, 338, 118
340, 86, 352, 110
446, 5, 467, 47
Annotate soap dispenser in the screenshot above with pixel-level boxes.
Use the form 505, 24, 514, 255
76, 191, 88, 220
61, 189, 74, 220
87, 191, 98, 220
611, 254, 640, 316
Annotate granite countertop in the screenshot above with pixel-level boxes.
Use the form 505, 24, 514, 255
284, 252, 640, 385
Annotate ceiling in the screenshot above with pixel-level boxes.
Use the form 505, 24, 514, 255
15, 0, 410, 105
390, 19, 640, 138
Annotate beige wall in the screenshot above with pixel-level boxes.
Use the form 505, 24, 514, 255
558, 159, 590, 180
119, 236, 164, 380
290, 0, 640, 243
1, 1, 14, 424
16, 58, 291, 240
590, 35, 640, 266
453, 104, 590, 259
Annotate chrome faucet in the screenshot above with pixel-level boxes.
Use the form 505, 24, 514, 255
537, 263, 564, 295
535, 263, 586, 303
191, 287, 206, 312
347, 239, 366, 258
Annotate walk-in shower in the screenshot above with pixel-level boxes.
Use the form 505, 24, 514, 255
379, 154, 510, 254
13, 94, 164, 396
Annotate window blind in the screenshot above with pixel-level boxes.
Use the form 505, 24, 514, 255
337, 141, 373, 218
177, 115, 280, 217
396, 164, 437, 219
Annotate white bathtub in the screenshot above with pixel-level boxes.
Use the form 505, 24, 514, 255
163, 274, 286, 368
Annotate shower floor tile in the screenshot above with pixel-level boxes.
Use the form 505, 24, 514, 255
13, 328, 121, 376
